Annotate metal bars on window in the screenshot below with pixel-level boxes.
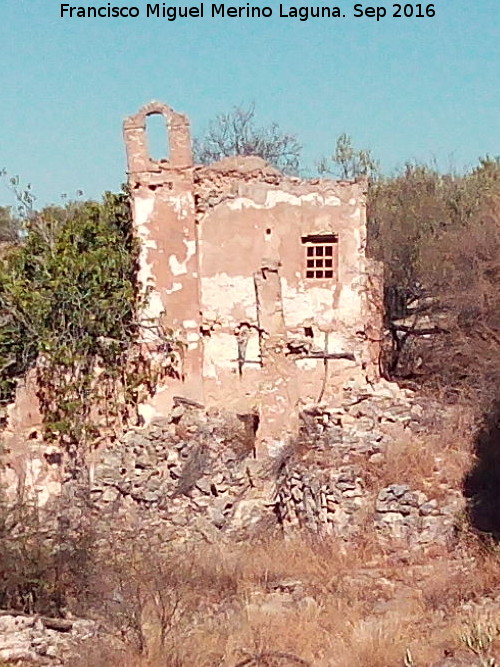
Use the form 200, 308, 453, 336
302, 234, 338, 280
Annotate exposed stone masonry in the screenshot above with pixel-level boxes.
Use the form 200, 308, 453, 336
91, 405, 274, 541
90, 382, 463, 549
275, 384, 462, 547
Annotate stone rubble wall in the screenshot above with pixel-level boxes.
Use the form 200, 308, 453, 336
91, 405, 276, 541
90, 382, 464, 548
275, 385, 463, 547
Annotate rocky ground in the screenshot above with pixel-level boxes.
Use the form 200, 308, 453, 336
0, 613, 96, 665
1, 379, 495, 666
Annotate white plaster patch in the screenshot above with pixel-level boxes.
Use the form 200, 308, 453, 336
326, 331, 352, 353
133, 194, 165, 324
226, 190, 341, 211
138, 402, 161, 425
169, 255, 185, 276
2, 466, 18, 500
134, 195, 155, 226
169, 193, 194, 220
142, 291, 164, 321
201, 274, 257, 322
166, 282, 183, 294
203, 332, 237, 378
168, 239, 197, 276
246, 332, 261, 363
25, 458, 42, 488
336, 285, 363, 326
281, 279, 336, 329
183, 319, 198, 329
185, 239, 196, 256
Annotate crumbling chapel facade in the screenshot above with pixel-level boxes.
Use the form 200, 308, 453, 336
124, 101, 384, 450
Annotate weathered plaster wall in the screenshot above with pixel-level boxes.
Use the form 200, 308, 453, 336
0, 372, 62, 507
123, 102, 384, 450
195, 164, 371, 377
124, 101, 204, 417
191, 158, 382, 452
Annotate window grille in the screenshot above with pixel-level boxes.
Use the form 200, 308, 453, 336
302, 234, 338, 279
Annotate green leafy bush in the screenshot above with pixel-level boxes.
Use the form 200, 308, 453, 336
0, 191, 143, 468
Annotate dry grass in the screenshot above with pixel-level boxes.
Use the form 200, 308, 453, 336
65, 525, 500, 667
367, 402, 474, 499
9, 399, 495, 667
65, 404, 500, 667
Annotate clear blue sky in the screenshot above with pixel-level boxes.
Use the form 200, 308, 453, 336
1, 0, 499, 207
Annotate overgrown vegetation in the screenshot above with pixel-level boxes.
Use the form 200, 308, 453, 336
0, 189, 177, 475
318, 132, 379, 179
4, 504, 500, 666
0, 192, 137, 399
369, 156, 500, 402
0, 490, 94, 616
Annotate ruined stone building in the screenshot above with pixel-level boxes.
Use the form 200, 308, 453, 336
1, 101, 463, 546
124, 101, 384, 451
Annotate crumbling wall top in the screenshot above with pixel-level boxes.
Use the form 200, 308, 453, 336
202, 155, 281, 175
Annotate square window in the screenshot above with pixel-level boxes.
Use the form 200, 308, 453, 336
301, 234, 338, 280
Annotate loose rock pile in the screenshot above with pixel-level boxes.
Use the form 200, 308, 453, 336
274, 382, 463, 546
90, 381, 463, 548
0, 612, 95, 665
375, 484, 460, 546
91, 406, 275, 540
